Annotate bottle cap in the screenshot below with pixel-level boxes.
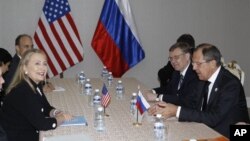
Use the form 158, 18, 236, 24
95, 89, 100, 92
132, 93, 137, 96
118, 80, 122, 83
156, 114, 162, 118
97, 106, 104, 111
86, 78, 90, 81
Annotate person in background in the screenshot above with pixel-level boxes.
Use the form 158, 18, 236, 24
0, 49, 72, 141
4, 34, 34, 87
0, 67, 8, 141
148, 43, 250, 138
0, 48, 12, 106
3, 34, 54, 93
0, 65, 5, 90
146, 42, 200, 108
0, 48, 12, 74
154, 33, 195, 94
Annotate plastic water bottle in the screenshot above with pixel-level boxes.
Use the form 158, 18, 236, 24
78, 71, 86, 84
101, 66, 109, 80
94, 106, 105, 132
107, 72, 113, 87
154, 114, 165, 141
130, 92, 137, 115
115, 80, 124, 99
77, 71, 86, 94
84, 78, 92, 95
93, 89, 101, 107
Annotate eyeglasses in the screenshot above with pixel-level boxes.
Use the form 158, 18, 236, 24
168, 53, 185, 61
192, 60, 213, 67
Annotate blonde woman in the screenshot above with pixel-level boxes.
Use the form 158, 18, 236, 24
0, 49, 72, 141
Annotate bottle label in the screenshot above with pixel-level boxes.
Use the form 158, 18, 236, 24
154, 122, 165, 139
93, 95, 101, 104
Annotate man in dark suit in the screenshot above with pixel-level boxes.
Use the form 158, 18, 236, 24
149, 43, 250, 138
4, 34, 33, 87
146, 42, 200, 108
153, 34, 195, 94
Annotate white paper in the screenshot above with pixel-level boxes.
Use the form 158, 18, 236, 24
53, 86, 65, 92
43, 134, 93, 141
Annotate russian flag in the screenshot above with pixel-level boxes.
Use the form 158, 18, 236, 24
91, 0, 145, 77
136, 90, 150, 115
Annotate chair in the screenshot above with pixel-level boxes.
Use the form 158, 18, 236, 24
225, 60, 245, 85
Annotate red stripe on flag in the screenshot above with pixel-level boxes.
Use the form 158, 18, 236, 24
38, 19, 67, 72
101, 95, 111, 108
58, 15, 83, 62
136, 102, 144, 115
92, 21, 129, 77
34, 32, 58, 75
50, 23, 74, 66
66, 13, 82, 47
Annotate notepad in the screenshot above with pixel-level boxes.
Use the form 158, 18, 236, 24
43, 134, 94, 141
61, 116, 88, 126
53, 86, 65, 92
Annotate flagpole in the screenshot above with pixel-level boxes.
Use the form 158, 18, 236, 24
133, 85, 142, 126
104, 107, 109, 117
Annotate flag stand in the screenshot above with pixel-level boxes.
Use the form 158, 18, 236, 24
133, 108, 142, 126
104, 107, 109, 117
133, 85, 142, 126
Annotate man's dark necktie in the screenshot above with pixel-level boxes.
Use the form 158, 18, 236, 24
177, 74, 184, 90
202, 81, 210, 111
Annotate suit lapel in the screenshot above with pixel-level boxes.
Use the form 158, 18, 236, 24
179, 65, 194, 89
207, 68, 224, 106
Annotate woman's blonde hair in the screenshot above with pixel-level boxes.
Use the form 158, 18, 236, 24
6, 49, 47, 94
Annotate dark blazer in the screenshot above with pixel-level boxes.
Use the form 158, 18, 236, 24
0, 125, 7, 141
0, 79, 57, 141
160, 64, 200, 108
179, 67, 250, 138
3, 54, 20, 88
154, 61, 174, 94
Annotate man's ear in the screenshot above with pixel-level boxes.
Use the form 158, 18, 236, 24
16, 45, 20, 55
211, 60, 217, 68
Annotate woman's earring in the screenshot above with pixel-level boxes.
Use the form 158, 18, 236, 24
25, 71, 28, 75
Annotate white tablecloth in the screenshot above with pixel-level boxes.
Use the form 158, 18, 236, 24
40, 78, 223, 141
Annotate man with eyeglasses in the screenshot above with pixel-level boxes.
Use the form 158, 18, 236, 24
154, 34, 195, 94
146, 42, 200, 108
4, 34, 34, 87
148, 43, 249, 138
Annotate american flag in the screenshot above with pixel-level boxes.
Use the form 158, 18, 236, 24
34, 0, 83, 77
101, 83, 111, 108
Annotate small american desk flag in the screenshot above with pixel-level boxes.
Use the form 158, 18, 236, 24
101, 84, 111, 108
34, 0, 83, 78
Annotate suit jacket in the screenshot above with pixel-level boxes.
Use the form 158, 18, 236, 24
154, 61, 174, 94
3, 54, 20, 88
179, 67, 250, 138
0, 79, 57, 141
0, 125, 7, 141
161, 64, 200, 108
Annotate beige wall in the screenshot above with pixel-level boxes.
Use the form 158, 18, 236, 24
0, 0, 250, 98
